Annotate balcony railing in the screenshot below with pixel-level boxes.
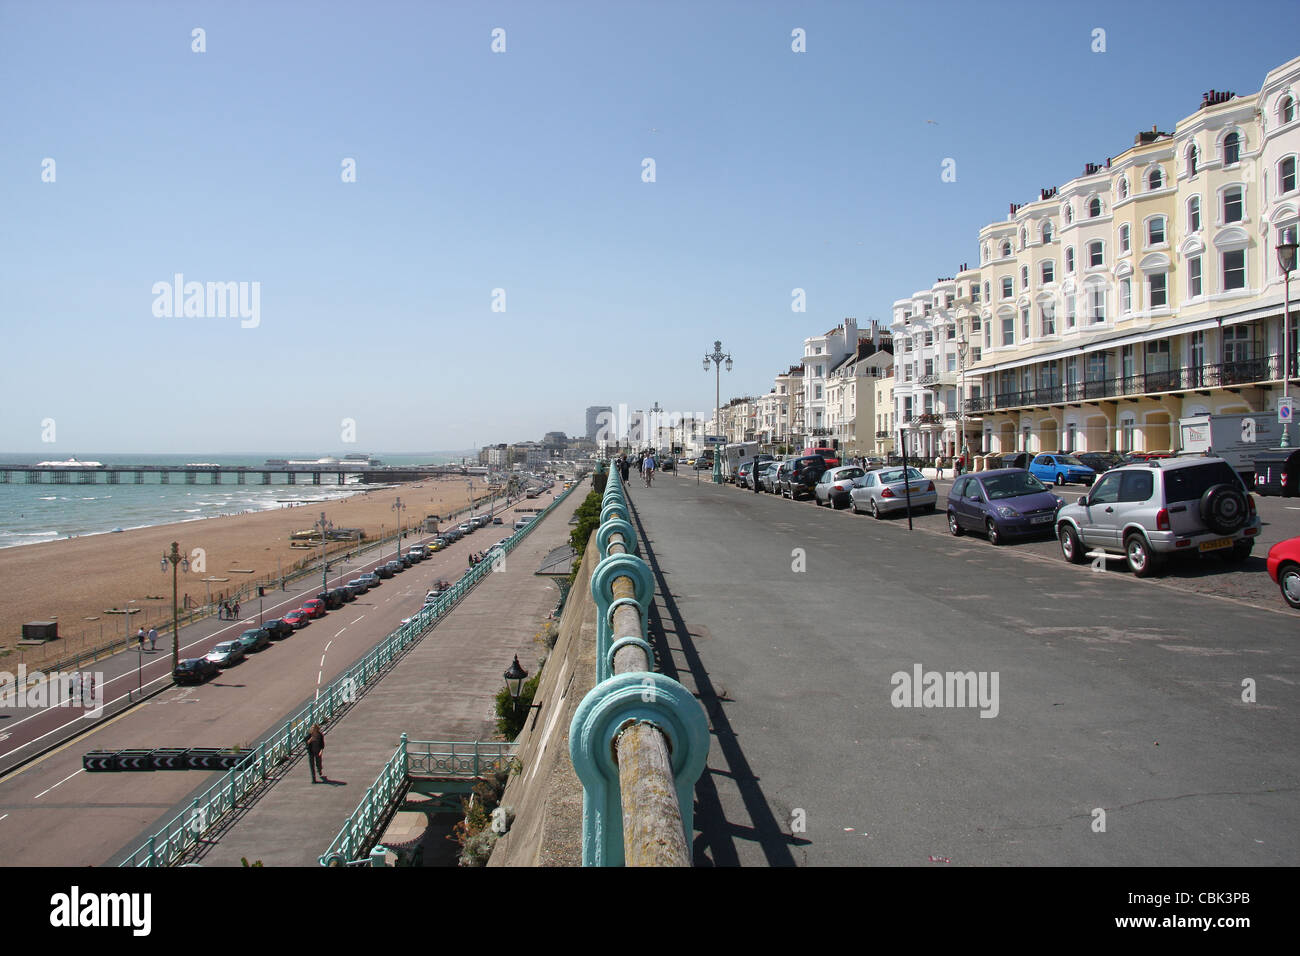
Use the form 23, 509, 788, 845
963, 356, 1292, 413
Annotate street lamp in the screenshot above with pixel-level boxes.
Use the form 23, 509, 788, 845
957, 323, 970, 468
161, 542, 190, 674
704, 340, 733, 484
503, 655, 528, 715
649, 401, 663, 454
316, 511, 333, 594
392, 497, 406, 558
1278, 228, 1297, 449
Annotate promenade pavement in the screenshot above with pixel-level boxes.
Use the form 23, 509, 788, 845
195, 485, 583, 867
634, 470, 1298, 866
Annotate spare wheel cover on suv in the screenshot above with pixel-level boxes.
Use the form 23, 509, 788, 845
1199, 483, 1247, 535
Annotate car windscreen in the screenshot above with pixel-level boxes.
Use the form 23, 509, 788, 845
1163, 462, 1240, 502
1055, 455, 1086, 466
834, 468, 864, 480
983, 472, 1048, 499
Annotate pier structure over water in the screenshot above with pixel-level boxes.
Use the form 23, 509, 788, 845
0, 463, 490, 486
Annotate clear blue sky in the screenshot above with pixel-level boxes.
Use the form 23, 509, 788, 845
2, 0, 1297, 453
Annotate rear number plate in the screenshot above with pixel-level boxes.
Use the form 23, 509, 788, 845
1199, 538, 1232, 552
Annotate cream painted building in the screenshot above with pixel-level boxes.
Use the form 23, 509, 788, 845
945, 56, 1300, 457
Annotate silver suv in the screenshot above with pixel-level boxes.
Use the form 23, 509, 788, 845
1054, 455, 1259, 576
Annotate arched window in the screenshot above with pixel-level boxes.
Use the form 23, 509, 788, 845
1064, 204, 1073, 224
1280, 156, 1297, 195
1088, 196, 1102, 218
983, 281, 990, 301
1223, 131, 1240, 166
1281, 95, 1296, 125
1041, 221, 1053, 243
1187, 195, 1201, 232
1119, 223, 1131, 253
1187, 143, 1198, 176
982, 242, 989, 263
1147, 166, 1164, 190
1000, 240, 1012, 258
1118, 177, 1129, 200
1020, 227, 1028, 249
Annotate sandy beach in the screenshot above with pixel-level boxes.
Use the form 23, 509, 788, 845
0, 478, 499, 667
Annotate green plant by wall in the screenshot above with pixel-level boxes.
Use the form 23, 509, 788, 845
592, 471, 607, 495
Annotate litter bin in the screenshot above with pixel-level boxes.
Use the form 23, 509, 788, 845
1252, 450, 1300, 497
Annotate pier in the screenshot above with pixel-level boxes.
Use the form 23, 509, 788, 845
0, 463, 491, 486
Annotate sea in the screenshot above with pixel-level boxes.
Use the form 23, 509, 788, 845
0, 452, 475, 550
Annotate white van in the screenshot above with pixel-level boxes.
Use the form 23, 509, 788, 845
513, 516, 534, 530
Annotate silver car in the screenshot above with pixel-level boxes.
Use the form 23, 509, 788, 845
815, 466, 866, 508
1055, 455, 1260, 576
849, 466, 937, 518
204, 640, 245, 668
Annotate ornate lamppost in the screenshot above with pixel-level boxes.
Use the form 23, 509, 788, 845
392, 496, 406, 558
161, 542, 190, 674
1278, 228, 1297, 449
703, 340, 732, 484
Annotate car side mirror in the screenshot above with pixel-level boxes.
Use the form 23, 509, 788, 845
1077, 495, 1088, 506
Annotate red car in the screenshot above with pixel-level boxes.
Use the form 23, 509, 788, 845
1266, 536, 1300, 610
301, 598, 326, 619
802, 446, 840, 467
284, 609, 310, 628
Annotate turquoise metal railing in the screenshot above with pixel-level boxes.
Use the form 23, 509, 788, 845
569, 462, 709, 866
117, 478, 581, 867
317, 737, 519, 866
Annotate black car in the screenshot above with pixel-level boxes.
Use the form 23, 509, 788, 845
174, 657, 219, 685
263, 618, 294, 639
331, 587, 354, 604
398, 555, 414, 569
1075, 451, 1125, 476
316, 590, 345, 610
781, 455, 829, 500
374, 564, 395, 579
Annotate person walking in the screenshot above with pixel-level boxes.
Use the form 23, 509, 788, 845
233, 601, 240, 619
147, 627, 157, 652
305, 723, 326, 783
935, 455, 944, 481
136, 627, 145, 650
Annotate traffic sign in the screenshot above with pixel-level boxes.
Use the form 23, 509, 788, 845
703, 435, 726, 446
1279, 398, 1294, 424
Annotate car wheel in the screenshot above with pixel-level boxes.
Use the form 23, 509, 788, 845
1058, 523, 1086, 564
948, 511, 962, 536
1056, 472, 1066, 486
851, 497, 861, 514
1278, 562, 1300, 609
986, 519, 1002, 546
1125, 533, 1162, 577
870, 499, 881, 519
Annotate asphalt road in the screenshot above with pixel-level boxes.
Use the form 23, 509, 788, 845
639, 472, 1299, 866
0, 490, 555, 866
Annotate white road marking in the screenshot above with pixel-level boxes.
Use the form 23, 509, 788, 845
319, 655, 326, 668
0, 813, 8, 822
34, 768, 82, 800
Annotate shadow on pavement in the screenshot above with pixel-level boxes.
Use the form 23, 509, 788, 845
628, 497, 800, 867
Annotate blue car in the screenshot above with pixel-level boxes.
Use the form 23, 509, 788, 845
1028, 453, 1096, 487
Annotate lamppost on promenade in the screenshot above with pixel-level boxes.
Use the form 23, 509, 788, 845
161, 542, 190, 674
649, 401, 663, 453
503, 655, 527, 717
703, 340, 732, 484
316, 511, 333, 594
392, 496, 405, 558
957, 323, 970, 466
1278, 228, 1297, 449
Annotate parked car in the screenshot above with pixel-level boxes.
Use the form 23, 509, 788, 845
863, 457, 886, 470
947, 469, 1064, 545
316, 590, 344, 610
236, 627, 271, 653
760, 462, 785, 493
205, 640, 245, 667
802, 446, 841, 467
780, 456, 829, 500
263, 618, 294, 639
374, 564, 394, 579
514, 517, 533, 530
735, 461, 755, 488
174, 657, 219, 684
492, 516, 503, 524
330, 587, 353, 605
384, 560, 404, 574
1076, 451, 1125, 476
345, 578, 369, 595
1266, 536, 1300, 610
283, 609, 310, 629
850, 466, 936, 517
301, 598, 327, 618
360, 572, 381, 587
1028, 453, 1097, 486
1055, 456, 1260, 576
815, 466, 866, 508
458, 523, 472, 534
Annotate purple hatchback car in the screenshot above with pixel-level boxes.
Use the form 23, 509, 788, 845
946, 468, 1066, 545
